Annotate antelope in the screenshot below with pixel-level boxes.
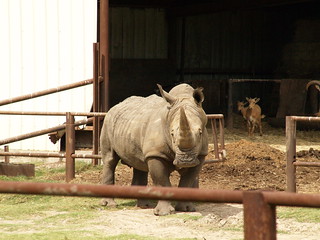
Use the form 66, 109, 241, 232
245, 97, 265, 136
237, 101, 248, 120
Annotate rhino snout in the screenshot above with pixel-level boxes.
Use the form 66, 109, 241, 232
173, 150, 199, 168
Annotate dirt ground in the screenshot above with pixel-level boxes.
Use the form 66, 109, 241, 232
67, 115, 320, 240
74, 115, 320, 194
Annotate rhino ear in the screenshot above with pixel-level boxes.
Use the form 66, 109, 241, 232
157, 84, 176, 105
193, 87, 204, 105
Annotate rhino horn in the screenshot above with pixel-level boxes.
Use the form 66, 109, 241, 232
157, 84, 176, 105
178, 107, 194, 150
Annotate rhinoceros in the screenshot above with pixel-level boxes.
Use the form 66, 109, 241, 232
100, 83, 208, 215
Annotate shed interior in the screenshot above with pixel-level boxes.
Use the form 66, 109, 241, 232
103, 0, 320, 120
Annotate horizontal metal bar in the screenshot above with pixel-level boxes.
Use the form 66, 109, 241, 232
0, 180, 243, 203
230, 79, 281, 83
263, 191, 320, 208
0, 153, 225, 161
289, 116, 320, 122
71, 153, 101, 159
0, 117, 93, 146
206, 114, 224, 119
0, 152, 100, 159
293, 161, 320, 167
0, 152, 65, 158
0, 180, 319, 208
0, 111, 218, 119
0, 79, 93, 106
0, 111, 106, 117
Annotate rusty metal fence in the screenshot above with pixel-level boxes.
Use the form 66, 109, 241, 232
0, 180, 319, 240
286, 116, 320, 192
0, 108, 225, 182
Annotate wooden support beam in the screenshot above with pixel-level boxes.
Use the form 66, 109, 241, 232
0, 163, 35, 177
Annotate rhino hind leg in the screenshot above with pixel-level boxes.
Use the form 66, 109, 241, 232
100, 149, 120, 207
131, 168, 154, 208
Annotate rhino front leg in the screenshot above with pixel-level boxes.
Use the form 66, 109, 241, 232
100, 149, 120, 207
175, 157, 205, 212
131, 168, 152, 208
147, 158, 175, 216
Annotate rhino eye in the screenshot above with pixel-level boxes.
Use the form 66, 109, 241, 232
199, 129, 202, 135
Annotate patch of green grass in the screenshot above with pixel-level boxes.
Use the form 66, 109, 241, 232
0, 175, 31, 182
0, 194, 99, 219
277, 207, 320, 223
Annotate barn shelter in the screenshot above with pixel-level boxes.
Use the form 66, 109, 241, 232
96, 0, 320, 127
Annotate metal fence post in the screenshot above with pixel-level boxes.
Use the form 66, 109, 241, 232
211, 119, 219, 159
66, 112, 75, 182
243, 191, 276, 240
219, 118, 225, 150
4, 145, 9, 163
286, 116, 296, 192
92, 42, 100, 166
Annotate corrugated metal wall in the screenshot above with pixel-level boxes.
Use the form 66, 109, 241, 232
109, 7, 167, 59
107, 7, 294, 114
177, 9, 295, 114
0, 0, 96, 150
180, 9, 292, 80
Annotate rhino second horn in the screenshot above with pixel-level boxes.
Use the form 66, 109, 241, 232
178, 107, 194, 150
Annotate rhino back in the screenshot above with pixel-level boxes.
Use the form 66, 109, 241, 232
102, 95, 166, 171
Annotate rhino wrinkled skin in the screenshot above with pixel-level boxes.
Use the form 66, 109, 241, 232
100, 83, 208, 215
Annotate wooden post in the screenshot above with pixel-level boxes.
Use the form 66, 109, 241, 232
286, 116, 297, 192
65, 112, 75, 182
243, 191, 276, 240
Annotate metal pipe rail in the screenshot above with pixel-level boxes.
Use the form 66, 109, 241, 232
0, 110, 106, 117
0, 79, 93, 106
1, 180, 319, 207
0, 152, 101, 159
0, 180, 319, 240
0, 117, 94, 146
286, 116, 320, 192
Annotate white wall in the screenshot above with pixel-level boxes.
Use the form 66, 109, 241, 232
0, 0, 97, 150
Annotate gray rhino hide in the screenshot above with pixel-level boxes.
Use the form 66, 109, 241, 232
100, 83, 208, 170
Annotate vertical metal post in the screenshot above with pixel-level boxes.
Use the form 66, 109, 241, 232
211, 119, 219, 159
227, 79, 233, 128
92, 42, 100, 165
286, 116, 297, 192
219, 118, 225, 150
66, 112, 75, 182
243, 191, 277, 240
99, 0, 110, 112
4, 145, 9, 163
